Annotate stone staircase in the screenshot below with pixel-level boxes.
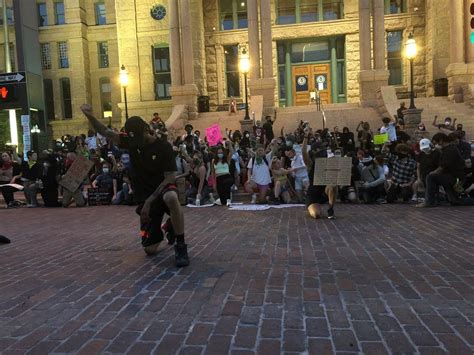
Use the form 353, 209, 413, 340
398, 97, 474, 140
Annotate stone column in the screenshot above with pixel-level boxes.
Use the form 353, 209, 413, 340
465, 0, 474, 63
358, 0, 371, 71
180, 0, 194, 85
373, 0, 385, 70
169, 0, 182, 86
450, 0, 464, 64
260, 0, 273, 79
247, 0, 260, 80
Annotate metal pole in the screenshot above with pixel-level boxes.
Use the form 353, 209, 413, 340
244, 72, 250, 120
2, 0, 11, 72
409, 58, 416, 109
123, 86, 129, 119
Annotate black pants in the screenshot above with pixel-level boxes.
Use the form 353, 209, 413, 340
216, 174, 234, 204
360, 184, 386, 203
0, 182, 18, 205
425, 173, 457, 205
386, 184, 413, 203
41, 186, 61, 207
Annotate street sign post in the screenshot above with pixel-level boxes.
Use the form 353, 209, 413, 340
0, 71, 26, 84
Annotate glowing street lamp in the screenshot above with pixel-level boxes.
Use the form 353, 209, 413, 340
30, 124, 41, 152
405, 33, 417, 109
239, 49, 250, 120
120, 64, 129, 119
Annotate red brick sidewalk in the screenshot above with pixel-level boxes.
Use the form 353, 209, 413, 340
0, 205, 473, 354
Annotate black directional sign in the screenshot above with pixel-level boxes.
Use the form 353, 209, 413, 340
0, 72, 27, 110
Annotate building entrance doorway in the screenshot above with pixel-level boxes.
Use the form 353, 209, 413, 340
292, 64, 331, 106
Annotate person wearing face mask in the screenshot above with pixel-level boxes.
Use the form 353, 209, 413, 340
245, 145, 272, 204
385, 143, 417, 203
340, 127, 355, 155
417, 133, 467, 207
240, 131, 251, 150
432, 115, 456, 133
285, 147, 309, 203
358, 156, 386, 204
81, 104, 189, 267
211, 142, 235, 206
92, 162, 116, 203
185, 152, 211, 206
411, 139, 440, 202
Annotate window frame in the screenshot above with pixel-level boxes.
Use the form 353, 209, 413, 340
38, 3, 48, 27
95, 2, 107, 25
224, 44, 241, 98
152, 44, 172, 100
58, 41, 69, 69
387, 30, 403, 86
97, 42, 109, 68
60, 77, 72, 119
276, 0, 343, 25
40, 43, 52, 70
99, 77, 112, 118
219, 0, 248, 31
54, 1, 65, 25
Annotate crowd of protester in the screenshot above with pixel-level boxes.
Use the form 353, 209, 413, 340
1, 106, 473, 214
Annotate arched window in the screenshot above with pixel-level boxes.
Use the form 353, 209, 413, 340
100, 77, 112, 118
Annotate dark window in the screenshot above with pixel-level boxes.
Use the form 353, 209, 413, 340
60, 78, 72, 119
54, 2, 65, 25
100, 78, 112, 118
220, 0, 247, 30
385, 0, 406, 14
387, 31, 403, 85
322, 0, 342, 20
98, 42, 109, 68
95, 2, 106, 25
278, 66, 286, 103
224, 45, 240, 98
277, 0, 342, 24
300, 0, 318, 23
38, 3, 48, 26
44, 79, 55, 120
291, 41, 329, 63
153, 46, 171, 100
58, 41, 69, 68
277, 0, 296, 24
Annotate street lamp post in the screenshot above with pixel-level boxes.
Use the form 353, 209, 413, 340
120, 64, 129, 119
239, 49, 250, 120
405, 32, 417, 109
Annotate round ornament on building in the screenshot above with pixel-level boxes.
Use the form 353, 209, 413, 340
297, 76, 307, 86
150, 4, 167, 20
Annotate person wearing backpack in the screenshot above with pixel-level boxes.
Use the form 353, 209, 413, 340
245, 145, 272, 204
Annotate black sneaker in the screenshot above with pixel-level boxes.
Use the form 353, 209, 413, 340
327, 207, 335, 219
174, 244, 190, 267
162, 218, 176, 245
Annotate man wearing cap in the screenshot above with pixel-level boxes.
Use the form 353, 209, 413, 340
412, 138, 440, 202
384, 143, 417, 203
358, 155, 386, 204
80, 104, 189, 267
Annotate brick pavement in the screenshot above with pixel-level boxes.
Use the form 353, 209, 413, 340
0, 204, 473, 354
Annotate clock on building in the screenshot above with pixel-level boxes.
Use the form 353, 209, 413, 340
150, 4, 167, 20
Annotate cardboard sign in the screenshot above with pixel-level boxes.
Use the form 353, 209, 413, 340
59, 155, 94, 192
88, 188, 111, 206
373, 133, 389, 145
206, 124, 223, 146
0, 183, 24, 191
313, 157, 352, 186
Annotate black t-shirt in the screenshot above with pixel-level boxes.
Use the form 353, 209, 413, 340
262, 121, 274, 141
417, 150, 440, 181
127, 139, 177, 203
439, 144, 465, 179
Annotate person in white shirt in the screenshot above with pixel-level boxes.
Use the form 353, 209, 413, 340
286, 147, 309, 202
245, 145, 272, 204
380, 116, 397, 143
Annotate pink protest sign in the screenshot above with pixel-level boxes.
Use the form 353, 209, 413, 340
206, 124, 223, 146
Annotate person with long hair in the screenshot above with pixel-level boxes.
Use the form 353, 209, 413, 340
211, 141, 235, 206
0, 150, 22, 208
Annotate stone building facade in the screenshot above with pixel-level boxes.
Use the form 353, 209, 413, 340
1, 0, 470, 137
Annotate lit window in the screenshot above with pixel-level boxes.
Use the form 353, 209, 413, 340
220, 0, 247, 30
100, 78, 112, 118
387, 31, 403, 85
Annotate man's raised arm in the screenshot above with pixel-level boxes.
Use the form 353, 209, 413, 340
80, 104, 119, 144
